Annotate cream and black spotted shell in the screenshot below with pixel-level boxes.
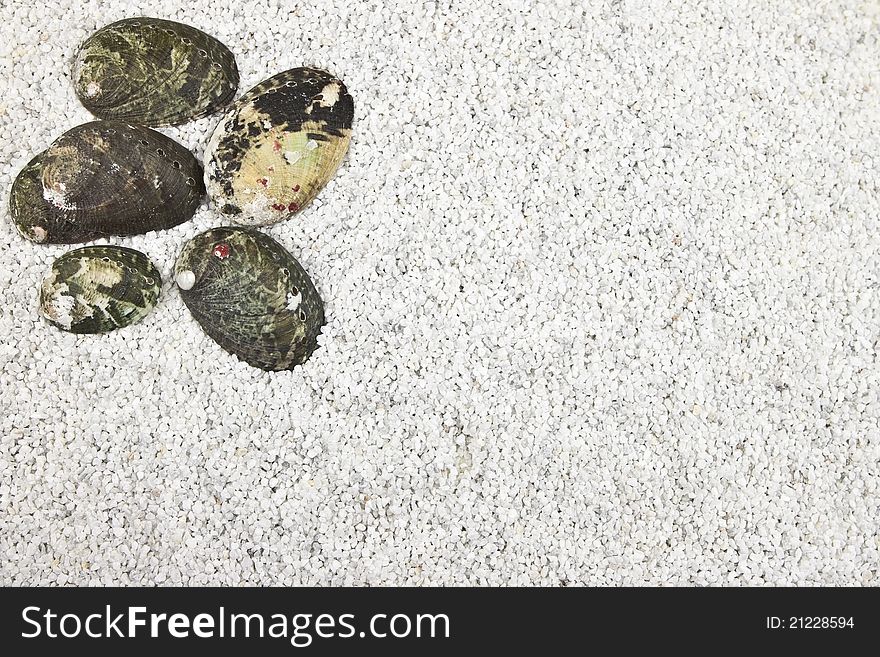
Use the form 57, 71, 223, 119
40, 246, 161, 333
204, 68, 353, 226
175, 227, 324, 370
72, 17, 239, 126
9, 121, 204, 244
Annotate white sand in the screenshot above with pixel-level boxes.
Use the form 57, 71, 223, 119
0, 0, 878, 585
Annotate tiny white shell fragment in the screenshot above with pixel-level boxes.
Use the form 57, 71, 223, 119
176, 270, 196, 290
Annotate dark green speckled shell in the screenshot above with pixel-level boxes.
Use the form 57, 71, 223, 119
175, 227, 325, 371
9, 121, 204, 244
72, 17, 239, 126
204, 67, 353, 226
40, 246, 161, 333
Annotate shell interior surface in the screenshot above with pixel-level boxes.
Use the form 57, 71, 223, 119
204, 67, 353, 226
9, 121, 204, 244
72, 17, 239, 126
40, 245, 161, 334
175, 227, 325, 370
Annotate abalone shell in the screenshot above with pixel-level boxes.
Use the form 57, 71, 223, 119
9, 121, 204, 244
72, 17, 239, 126
174, 227, 324, 370
40, 245, 161, 333
204, 67, 353, 226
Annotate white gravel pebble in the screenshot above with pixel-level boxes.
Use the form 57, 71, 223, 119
1, 0, 879, 586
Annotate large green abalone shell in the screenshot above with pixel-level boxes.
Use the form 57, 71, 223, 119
72, 17, 239, 126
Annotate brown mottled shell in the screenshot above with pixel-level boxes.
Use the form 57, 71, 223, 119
204, 68, 353, 226
9, 121, 204, 244
175, 227, 324, 370
72, 17, 239, 127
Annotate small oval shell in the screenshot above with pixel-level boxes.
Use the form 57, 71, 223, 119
9, 121, 205, 244
204, 68, 353, 226
175, 227, 324, 370
40, 246, 161, 333
72, 17, 239, 126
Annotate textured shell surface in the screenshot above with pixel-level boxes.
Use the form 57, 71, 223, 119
204, 67, 353, 226
175, 227, 325, 371
9, 121, 204, 244
40, 245, 161, 334
72, 17, 239, 126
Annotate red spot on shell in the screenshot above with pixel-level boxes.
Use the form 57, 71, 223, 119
273, 140, 282, 152
257, 178, 268, 187
288, 202, 299, 212
293, 185, 300, 192
213, 242, 231, 259
271, 203, 287, 211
